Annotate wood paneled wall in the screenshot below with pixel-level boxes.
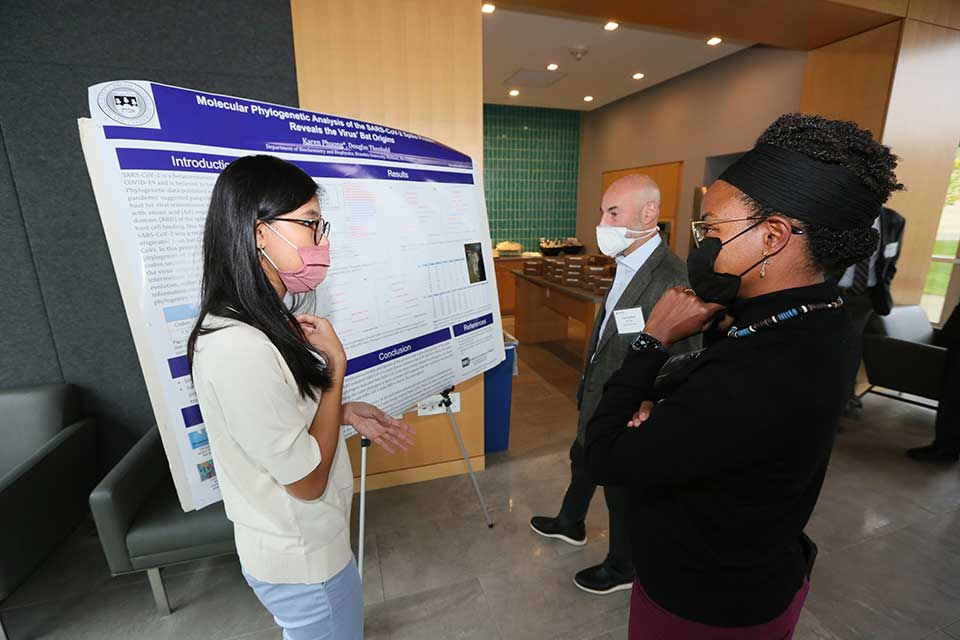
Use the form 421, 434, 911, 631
502, 0, 900, 49
345, 374, 486, 491
290, 0, 483, 164
908, 0, 960, 29
799, 13, 960, 306
800, 21, 902, 138
827, 0, 908, 15
880, 19, 960, 304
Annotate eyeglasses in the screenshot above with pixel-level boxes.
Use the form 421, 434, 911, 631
691, 217, 762, 247
273, 217, 331, 244
690, 216, 805, 247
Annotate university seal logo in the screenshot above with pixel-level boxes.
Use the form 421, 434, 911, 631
97, 81, 155, 126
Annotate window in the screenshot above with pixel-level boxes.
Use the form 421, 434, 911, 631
921, 146, 960, 324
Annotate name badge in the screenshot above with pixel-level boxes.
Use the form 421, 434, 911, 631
615, 307, 646, 334
883, 242, 899, 258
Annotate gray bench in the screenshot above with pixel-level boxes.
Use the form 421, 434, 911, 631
0, 384, 97, 640
89, 427, 235, 615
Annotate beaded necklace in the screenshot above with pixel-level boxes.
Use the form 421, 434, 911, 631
727, 297, 844, 339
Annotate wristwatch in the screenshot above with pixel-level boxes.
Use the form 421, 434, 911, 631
632, 332, 668, 354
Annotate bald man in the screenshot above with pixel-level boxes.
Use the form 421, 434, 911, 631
530, 174, 699, 595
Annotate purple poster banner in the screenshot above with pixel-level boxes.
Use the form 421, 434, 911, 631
101, 83, 472, 170
452, 313, 495, 337
345, 328, 453, 376
115, 148, 473, 184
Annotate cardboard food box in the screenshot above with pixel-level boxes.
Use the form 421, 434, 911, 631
522, 259, 544, 275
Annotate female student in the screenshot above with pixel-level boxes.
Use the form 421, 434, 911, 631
188, 155, 414, 639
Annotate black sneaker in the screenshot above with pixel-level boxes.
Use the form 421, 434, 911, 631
529, 516, 586, 546
574, 563, 634, 595
907, 443, 959, 463
841, 397, 862, 418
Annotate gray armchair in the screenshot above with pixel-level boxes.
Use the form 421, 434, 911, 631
89, 427, 235, 615
0, 384, 97, 633
862, 305, 947, 407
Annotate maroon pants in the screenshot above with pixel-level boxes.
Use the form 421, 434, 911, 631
628, 579, 810, 640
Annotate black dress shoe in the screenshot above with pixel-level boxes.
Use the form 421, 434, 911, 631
907, 443, 960, 463
530, 516, 586, 546
841, 397, 862, 418
573, 563, 634, 595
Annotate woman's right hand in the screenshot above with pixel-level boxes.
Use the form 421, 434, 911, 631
296, 314, 347, 373
643, 286, 726, 348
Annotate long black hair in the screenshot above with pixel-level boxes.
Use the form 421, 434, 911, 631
187, 155, 332, 398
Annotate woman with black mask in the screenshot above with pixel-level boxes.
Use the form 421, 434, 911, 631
584, 114, 902, 639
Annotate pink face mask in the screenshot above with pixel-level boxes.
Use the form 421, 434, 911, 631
260, 223, 330, 294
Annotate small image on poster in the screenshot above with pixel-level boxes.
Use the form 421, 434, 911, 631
464, 242, 487, 284
197, 460, 216, 481
188, 428, 209, 450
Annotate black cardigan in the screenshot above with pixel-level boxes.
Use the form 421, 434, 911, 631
584, 282, 848, 627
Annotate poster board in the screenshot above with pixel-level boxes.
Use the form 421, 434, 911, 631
79, 81, 504, 510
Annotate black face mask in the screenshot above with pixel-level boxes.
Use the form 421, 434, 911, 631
686, 221, 768, 306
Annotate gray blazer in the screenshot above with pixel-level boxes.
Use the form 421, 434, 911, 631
576, 242, 700, 444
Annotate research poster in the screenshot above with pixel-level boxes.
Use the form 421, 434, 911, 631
79, 81, 505, 511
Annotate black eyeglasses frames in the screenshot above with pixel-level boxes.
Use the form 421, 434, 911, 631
272, 217, 331, 244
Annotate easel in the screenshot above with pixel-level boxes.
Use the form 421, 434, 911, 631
357, 386, 493, 579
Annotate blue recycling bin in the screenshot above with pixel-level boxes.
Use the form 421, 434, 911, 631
484, 332, 519, 453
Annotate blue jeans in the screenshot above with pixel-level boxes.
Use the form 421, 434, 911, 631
242, 557, 363, 640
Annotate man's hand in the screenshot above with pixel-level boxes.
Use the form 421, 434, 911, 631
627, 401, 655, 427
342, 402, 416, 454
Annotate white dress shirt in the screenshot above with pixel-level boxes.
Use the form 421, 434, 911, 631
596, 233, 662, 347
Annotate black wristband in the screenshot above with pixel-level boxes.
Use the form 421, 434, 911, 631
632, 332, 668, 354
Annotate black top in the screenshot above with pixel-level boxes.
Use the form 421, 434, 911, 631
870, 207, 906, 316
584, 282, 848, 627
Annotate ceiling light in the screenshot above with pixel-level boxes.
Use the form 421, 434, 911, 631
583, 95, 594, 102
481, 3, 495, 14
546, 63, 559, 71
509, 89, 519, 97
632, 72, 645, 80
707, 36, 722, 46
604, 21, 619, 31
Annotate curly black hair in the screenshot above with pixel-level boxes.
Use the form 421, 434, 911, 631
741, 113, 903, 273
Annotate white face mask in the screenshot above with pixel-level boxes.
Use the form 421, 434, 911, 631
595, 225, 658, 257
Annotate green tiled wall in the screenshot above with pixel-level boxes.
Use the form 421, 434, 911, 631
483, 104, 580, 251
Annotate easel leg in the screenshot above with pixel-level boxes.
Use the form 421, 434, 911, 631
442, 389, 494, 528
358, 437, 371, 580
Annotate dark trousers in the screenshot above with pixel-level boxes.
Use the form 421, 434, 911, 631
841, 291, 876, 403
558, 440, 634, 576
935, 342, 960, 453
